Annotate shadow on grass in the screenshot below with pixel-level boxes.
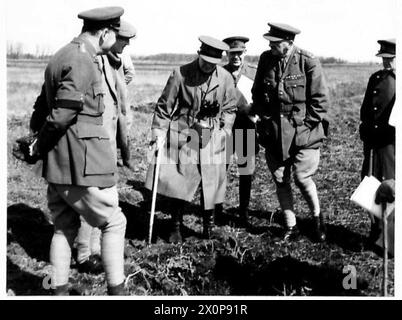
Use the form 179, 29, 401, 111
214, 255, 368, 296
7, 203, 53, 262
122, 179, 201, 243
296, 218, 365, 251
7, 258, 51, 296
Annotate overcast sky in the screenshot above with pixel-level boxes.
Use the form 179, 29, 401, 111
4, 0, 399, 62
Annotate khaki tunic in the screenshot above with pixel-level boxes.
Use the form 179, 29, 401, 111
145, 59, 237, 209
251, 46, 329, 161
37, 36, 117, 187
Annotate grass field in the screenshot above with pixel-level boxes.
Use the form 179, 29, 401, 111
7, 59, 393, 296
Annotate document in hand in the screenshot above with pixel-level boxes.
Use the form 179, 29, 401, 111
388, 105, 397, 127
350, 175, 382, 218
237, 75, 254, 104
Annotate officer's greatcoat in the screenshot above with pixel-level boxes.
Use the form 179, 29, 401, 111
37, 35, 117, 187
359, 68, 395, 179
360, 69, 395, 148
145, 59, 237, 210
251, 46, 329, 161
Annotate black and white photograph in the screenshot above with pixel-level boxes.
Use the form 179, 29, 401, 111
2, 0, 400, 300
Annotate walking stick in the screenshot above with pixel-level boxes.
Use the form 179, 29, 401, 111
381, 202, 394, 296
148, 145, 162, 245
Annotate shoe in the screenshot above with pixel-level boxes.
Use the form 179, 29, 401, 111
168, 212, 183, 243
108, 282, 127, 296
77, 255, 103, 274
313, 216, 327, 243
283, 226, 298, 241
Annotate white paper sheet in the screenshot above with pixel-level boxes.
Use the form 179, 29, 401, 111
388, 105, 397, 127
237, 75, 254, 104
350, 175, 382, 218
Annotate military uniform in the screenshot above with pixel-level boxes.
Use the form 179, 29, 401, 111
224, 62, 257, 166
251, 46, 328, 160
33, 7, 128, 295
38, 35, 117, 187
220, 35, 257, 226
145, 36, 237, 241
359, 39, 395, 252
75, 20, 137, 272
251, 23, 329, 241
360, 68, 395, 180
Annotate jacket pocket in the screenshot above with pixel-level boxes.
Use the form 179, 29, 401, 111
285, 79, 306, 103
76, 122, 115, 175
93, 84, 105, 114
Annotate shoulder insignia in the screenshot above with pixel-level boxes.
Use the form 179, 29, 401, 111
298, 48, 315, 58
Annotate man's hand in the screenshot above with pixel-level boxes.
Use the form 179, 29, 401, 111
248, 114, 260, 124
375, 179, 395, 204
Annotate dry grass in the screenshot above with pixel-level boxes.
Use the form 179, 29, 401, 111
7, 60, 392, 296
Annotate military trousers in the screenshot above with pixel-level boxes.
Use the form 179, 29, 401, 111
75, 217, 102, 264
47, 183, 126, 287
266, 148, 320, 227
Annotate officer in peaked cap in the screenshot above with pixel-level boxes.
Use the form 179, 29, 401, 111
29, 6, 127, 295
116, 20, 137, 40
78, 6, 124, 31
376, 39, 395, 58
217, 35, 257, 228
74, 19, 137, 279
145, 35, 237, 242
223, 36, 249, 52
263, 23, 301, 41
359, 38, 396, 252
250, 22, 329, 243
198, 35, 229, 64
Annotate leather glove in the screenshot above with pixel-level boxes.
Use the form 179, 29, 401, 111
375, 179, 395, 204
12, 134, 40, 164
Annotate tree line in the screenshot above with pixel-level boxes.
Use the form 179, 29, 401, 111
7, 43, 351, 65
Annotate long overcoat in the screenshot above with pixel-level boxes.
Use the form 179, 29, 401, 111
145, 59, 237, 210
251, 46, 329, 161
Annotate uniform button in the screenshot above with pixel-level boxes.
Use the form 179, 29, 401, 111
374, 125, 378, 128
280, 114, 284, 118
279, 91, 283, 95
373, 90, 377, 94
374, 107, 377, 111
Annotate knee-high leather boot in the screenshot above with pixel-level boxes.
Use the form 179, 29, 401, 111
313, 212, 327, 242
